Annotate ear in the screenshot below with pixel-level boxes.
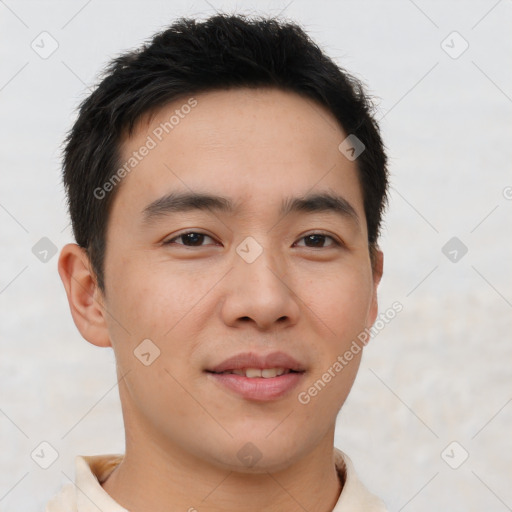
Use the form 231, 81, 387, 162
58, 243, 111, 348
366, 248, 384, 328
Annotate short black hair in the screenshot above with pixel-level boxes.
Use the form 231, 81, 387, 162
62, 13, 389, 291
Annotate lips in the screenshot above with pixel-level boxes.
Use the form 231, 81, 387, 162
205, 351, 306, 401
221, 367, 292, 378
207, 351, 306, 374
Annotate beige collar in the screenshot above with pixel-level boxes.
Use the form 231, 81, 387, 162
46, 448, 387, 511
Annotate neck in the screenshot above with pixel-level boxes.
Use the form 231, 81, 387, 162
102, 425, 342, 512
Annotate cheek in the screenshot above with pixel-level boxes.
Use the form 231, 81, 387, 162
103, 259, 215, 374
296, 261, 372, 404
299, 261, 374, 333
104, 257, 183, 333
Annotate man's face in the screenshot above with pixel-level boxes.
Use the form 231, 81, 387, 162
99, 87, 381, 471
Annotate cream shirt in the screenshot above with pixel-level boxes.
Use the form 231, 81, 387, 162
45, 448, 387, 511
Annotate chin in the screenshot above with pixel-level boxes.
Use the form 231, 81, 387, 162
205, 434, 310, 474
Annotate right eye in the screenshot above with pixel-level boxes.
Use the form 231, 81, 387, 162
163, 231, 218, 247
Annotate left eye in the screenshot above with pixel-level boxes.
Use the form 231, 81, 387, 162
294, 233, 339, 249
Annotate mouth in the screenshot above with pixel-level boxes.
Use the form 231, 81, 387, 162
205, 351, 306, 401
208, 367, 300, 378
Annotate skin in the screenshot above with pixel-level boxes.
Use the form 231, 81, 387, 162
59, 87, 383, 512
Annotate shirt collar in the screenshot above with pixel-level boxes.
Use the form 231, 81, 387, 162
60, 448, 386, 511
75, 454, 128, 512
332, 449, 388, 511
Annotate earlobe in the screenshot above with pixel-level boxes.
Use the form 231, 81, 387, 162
58, 243, 112, 348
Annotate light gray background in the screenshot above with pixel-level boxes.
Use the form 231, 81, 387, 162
1, 0, 511, 510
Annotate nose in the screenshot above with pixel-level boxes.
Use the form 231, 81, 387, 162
219, 241, 301, 331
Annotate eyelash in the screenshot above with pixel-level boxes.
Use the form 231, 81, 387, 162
163, 231, 342, 249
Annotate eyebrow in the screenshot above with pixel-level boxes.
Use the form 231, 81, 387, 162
142, 190, 360, 227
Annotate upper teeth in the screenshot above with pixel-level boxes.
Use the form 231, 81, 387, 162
225, 368, 290, 378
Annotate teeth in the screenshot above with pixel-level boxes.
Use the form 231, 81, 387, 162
245, 368, 262, 378
223, 367, 290, 378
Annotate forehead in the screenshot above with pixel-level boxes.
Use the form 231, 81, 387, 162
112, 87, 365, 228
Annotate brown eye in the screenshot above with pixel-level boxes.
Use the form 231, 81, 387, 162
164, 232, 216, 247
295, 233, 340, 249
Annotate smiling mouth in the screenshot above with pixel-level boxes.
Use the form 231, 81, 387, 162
206, 367, 305, 401
207, 368, 302, 378
205, 351, 306, 400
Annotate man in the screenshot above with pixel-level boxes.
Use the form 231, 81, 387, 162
49, 12, 389, 511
